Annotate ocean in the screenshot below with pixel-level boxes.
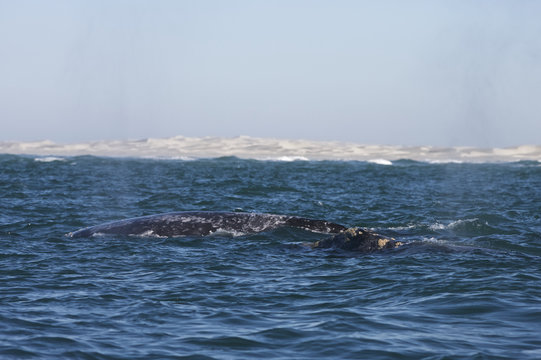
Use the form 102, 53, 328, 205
1, 137, 541, 359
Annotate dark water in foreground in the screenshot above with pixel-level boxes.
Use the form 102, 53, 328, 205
1, 155, 541, 359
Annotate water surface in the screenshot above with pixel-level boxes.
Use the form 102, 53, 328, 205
1, 155, 540, 359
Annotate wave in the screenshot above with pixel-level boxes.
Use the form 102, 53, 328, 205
1, 136, 540, 163
367, 159, 393, 166
33, 156, 67, 163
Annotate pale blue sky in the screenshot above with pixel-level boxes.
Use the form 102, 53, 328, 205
1, 0, 540, 146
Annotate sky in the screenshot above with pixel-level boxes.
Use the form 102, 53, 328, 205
1, 0, 540, 147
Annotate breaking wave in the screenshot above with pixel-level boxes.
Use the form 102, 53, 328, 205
1, 136, 540, 163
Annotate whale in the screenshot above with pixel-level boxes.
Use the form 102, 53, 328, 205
68, 211, 347, 238
310, 227, 402, 252
68, 211, 403, 253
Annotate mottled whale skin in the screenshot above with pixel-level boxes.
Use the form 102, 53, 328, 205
68, 211, 347, 238
68, 211, 404, 253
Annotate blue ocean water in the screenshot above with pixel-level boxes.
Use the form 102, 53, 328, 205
1, 154, 541, 359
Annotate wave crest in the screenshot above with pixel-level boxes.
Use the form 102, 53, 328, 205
2, 136, 540, 163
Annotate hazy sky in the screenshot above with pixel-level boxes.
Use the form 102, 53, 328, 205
1, 0, 540, 147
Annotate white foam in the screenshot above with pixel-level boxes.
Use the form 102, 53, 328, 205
387, 224, 418, 231
426, 159, 463, 164
137, 230, 167, 238
420, 237, 448, 244
210, 228, 247, 237
429, 223, 447, 231
368, 159, 393, 166
272, 156, 309, 162
429, 218, 482, 231
34, 156, 66, 162
2, 136, 541, 163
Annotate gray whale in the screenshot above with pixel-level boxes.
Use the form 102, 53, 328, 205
68, 211, 347, 238
68, 211, 403, 253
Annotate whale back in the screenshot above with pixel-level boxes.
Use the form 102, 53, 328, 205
68, 211, 346, 238
285, 217, 346, 234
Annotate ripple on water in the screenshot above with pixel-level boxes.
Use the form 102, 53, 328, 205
1, 157, 541, 359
